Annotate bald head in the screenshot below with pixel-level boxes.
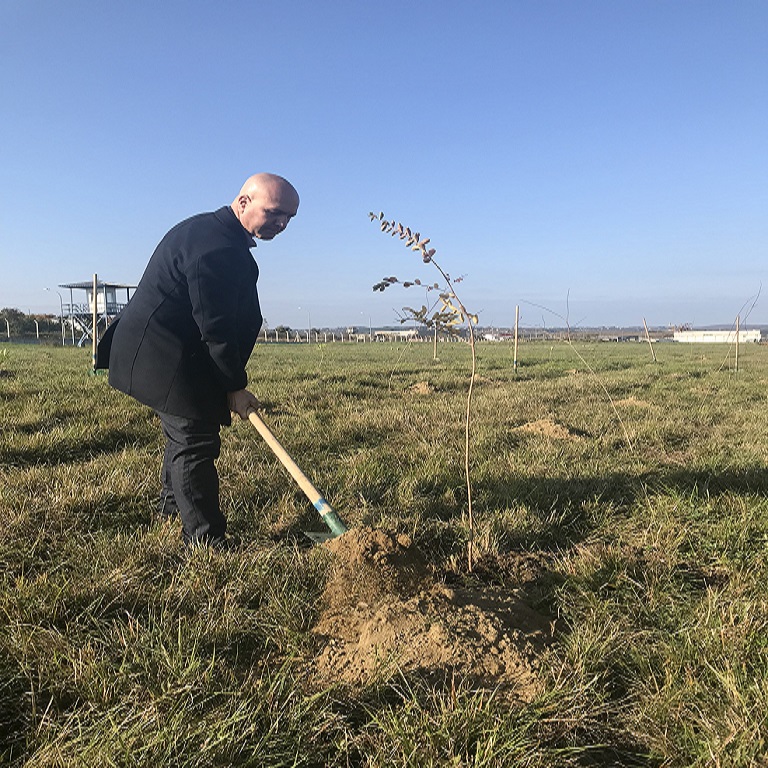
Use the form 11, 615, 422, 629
232, 173, 300, 241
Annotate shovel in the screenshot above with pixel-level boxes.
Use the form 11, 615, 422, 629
246, 408, 348, 542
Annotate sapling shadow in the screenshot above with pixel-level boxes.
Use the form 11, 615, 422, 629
369, 211, 479, 571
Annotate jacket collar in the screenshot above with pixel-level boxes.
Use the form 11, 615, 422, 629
214, 206, 258, 248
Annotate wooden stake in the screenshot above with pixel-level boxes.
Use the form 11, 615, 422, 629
513, 305, 520, 371
643, 317, 657, 362
92, 273, 98, 371
735, 315, 740, 373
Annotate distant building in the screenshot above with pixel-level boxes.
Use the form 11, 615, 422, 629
673, 329, 761, 344
599, 334, 641, 342
59, 280, 136, 347
344, 327, 421, 342
372, 329, 419, 341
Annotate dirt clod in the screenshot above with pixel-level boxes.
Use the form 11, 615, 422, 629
513, 418, 576, 440
409, 381, 434, 395
311, 527, 554, 699
615, 396, 652, 408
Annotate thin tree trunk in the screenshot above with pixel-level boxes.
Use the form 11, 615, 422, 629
465, 321, 476, 572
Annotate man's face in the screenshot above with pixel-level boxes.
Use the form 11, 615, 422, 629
239, 183, 299, 240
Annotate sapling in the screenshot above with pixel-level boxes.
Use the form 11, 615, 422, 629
369, 211, 479, 572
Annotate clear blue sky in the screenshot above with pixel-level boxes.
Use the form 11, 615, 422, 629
1, 0, 766, 329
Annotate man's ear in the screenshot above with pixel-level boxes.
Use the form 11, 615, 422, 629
237, 194, 249, 212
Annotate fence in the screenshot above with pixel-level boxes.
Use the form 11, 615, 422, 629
256, 330, 471, 344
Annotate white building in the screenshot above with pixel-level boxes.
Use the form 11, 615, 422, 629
673, 329, 762, 343
372, 329, 419, 341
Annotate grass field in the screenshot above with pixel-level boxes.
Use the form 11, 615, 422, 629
2, 339, 768, 766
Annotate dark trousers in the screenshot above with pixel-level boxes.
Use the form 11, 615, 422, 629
156, 411, 225, 545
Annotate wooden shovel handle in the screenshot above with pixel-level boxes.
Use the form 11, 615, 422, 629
246, 408, 348, 536
247, 408, 322, 504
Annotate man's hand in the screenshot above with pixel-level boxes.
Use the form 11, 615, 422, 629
227, 388, 261, 420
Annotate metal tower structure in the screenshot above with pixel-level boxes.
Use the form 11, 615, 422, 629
58, 280, 136, 347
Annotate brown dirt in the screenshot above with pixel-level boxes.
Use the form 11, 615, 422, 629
310, 527, 555, 700
409, 380, 434, 395
615, 396, 652, 408
513, 418, 576, 440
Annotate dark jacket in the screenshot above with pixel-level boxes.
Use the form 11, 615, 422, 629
98, 206, 262, 424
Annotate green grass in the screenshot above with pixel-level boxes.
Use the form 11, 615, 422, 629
2, 339, 768, 765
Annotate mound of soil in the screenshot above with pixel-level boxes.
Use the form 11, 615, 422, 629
513, 418, 576, 440
310, 527, 554, 700
409, 380, 434, 395
615, 396, 652, 408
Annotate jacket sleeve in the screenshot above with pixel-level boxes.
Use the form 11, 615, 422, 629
95, 316, 120, 369
187, 247, 248, 392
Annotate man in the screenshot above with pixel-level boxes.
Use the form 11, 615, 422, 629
98, 173, 300, 546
